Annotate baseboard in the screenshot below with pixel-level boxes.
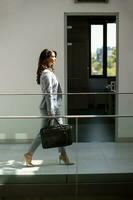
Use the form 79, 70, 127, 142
0, 139, 32, 144
117, 137, 133, 142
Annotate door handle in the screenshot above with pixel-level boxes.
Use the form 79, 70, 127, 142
110, 81, 116, 92
67, 42, 72, 46
106, 81, 116, 92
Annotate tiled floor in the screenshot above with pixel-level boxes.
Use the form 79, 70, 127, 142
0, 142, 133, 177
0, 143, 133, 199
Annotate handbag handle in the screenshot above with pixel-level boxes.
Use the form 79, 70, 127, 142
48, 118, 63, 128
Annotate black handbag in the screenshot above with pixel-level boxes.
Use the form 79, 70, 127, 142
40, 118, 73, 148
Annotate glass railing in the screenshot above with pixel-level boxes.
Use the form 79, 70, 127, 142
0, 92, 133, 198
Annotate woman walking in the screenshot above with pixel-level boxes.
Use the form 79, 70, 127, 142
24, 49, 72, 166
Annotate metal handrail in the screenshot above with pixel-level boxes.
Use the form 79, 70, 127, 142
0, 92, 133, 95
0, 115, 133, 119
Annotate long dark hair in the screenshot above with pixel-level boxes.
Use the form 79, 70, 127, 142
36, 49, 57, 84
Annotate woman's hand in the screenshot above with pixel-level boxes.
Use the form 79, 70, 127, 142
48, 111, 55, 116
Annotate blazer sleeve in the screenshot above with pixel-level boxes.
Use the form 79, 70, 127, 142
41, 71, 55, 115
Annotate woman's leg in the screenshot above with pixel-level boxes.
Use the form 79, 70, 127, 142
55, 108, 73, 165
27, 132, 42, 155
27, 109, 48, 154
24, 109, 48, 166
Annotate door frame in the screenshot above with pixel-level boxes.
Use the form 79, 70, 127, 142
64, 12, 119, 141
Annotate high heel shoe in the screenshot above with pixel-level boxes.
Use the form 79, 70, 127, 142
24, 153, 33, 167
59, 152, 74, 165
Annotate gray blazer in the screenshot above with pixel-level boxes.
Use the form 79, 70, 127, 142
40, 69, 62, 115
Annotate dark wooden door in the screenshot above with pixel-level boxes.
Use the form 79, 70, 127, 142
67, 16, 90, 113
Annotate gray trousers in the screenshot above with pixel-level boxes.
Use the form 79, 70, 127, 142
28, 108, 66, 154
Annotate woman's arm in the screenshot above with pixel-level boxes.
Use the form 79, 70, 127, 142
41, 71, 55, 115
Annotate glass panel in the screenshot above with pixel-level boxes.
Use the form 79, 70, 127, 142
91, 25, 103, 75
107, 23, 116, 77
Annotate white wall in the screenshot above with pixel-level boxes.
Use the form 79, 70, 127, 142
0, 0, 133, 141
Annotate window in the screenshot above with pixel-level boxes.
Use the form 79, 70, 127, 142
91, 25, 103, 75
89, 17, 116, 78
107, 23, 116, 77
